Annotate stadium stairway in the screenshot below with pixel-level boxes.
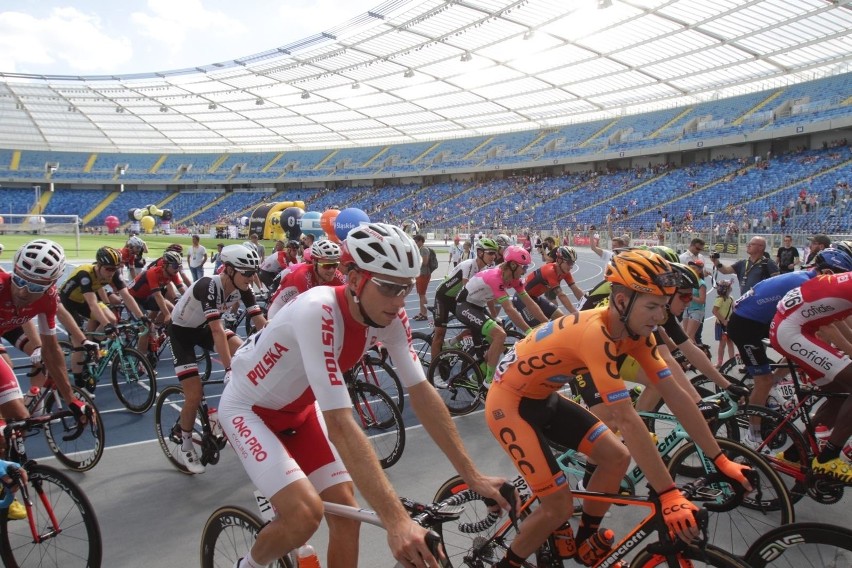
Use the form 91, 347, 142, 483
83, 191, 120, 225
29, 189, 53, 215
174, 193, 230, 226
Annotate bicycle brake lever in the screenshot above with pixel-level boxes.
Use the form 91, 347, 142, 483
499, 481, 519, 532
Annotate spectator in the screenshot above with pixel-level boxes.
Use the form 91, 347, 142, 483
412, 234, 432, 321
590, 231, 627, 265
803, 234, 831, 266
711, 236, 779, 295
775, 235, 799, 274
212, 243, 225, 272
187, 234, 208, 281
449, 236, 464, 269
249, 232, 265, 262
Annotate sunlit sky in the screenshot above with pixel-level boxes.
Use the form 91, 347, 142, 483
0, 0, 381, 75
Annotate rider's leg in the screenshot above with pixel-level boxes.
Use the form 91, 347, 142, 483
319, 482, 361, 568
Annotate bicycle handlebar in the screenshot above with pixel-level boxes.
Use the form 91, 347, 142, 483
0, 462, 23, 508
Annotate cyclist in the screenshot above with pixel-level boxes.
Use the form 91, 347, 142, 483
145, 243, 192, 290
266, 240, 346, 320
455, 245, 548, 387
726, 248, 852, 445
429, 237, 499, 366
257, 240, 289, 287
494, 233, 512, 264
511, 245, 584, 326
219, 222, 513, 568
486, 250, 753, 568
59, 246, 147, 394
169, 244, 266, 474
129, 250, 186, 356
119, 235, 146, 280
770, 272, 852, 481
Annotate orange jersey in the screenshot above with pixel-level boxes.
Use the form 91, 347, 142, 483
493, 307, 672, 404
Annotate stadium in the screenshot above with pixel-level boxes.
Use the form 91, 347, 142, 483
1, 1, 852, 566
0, 0, 850, 255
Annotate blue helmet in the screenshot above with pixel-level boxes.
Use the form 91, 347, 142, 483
812, 249, 852, 274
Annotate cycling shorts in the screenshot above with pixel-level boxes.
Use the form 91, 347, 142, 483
219, 393, 351, 499
770, 314, 851, 386
454, 301, 493, 340
169, 323, 236, 380
432, 293, 457, 329
727, 313, 772, 376
485, 387, 607, 497
511, 294, 558, 327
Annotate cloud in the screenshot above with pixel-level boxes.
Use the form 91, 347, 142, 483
0, 7, 132, 74
131, 0, 247, 56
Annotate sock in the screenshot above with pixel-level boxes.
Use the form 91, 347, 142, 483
576, 513, 603, 545
242, 552, 263, 568
818, 441, 842, 463
486, 364, 496, 381
181, 429, 194, 452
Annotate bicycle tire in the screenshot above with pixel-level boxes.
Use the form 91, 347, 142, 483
0, 463, 102, 568
353, 355, 405, 411
744, 522, 852, 567
154, 384, 205, 474
199, 505, 293, 568
411, 331, 433, 374
349, 382, 405, 469
427, 348, 484, 416
631, 543, 751, 568
667, 438, 795, 557
43, 386, 105, 472
713, 404, 811, 504
110, 347, 157, 413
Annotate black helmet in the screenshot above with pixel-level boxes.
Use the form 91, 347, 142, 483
96, 246, 121, 267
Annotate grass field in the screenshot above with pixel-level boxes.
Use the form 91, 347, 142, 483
0, 233, 250, 261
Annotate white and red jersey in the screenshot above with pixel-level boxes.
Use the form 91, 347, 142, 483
770, 273, 852, 385
266, 263, 346, 319
0, 272, 58, 336
259, 250, 290, 274
227, 285, 425, 426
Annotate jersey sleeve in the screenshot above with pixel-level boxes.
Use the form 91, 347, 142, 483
110, 271, 127, 292
629, 337, 672, 386
194, 277, 222, 322
379, 314, 427, 388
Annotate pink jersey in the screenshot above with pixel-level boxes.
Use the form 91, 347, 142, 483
770, 273, 852, 384
462, 265, 527, 306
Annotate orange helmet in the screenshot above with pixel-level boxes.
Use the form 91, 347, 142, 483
605, 249, 679, 296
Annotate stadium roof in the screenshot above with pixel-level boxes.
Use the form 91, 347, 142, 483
1, 0, 850, 153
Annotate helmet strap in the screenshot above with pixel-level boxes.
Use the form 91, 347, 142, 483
349, 271, 387, 329
613, 290, 641, 341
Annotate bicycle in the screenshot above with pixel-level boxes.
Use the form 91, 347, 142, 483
344, 373, 406, 469
200, 487, 465, 567
222, 291, 269, 338
426, 328, 526, 416
701, 359, 852, 505
345, 348, 405, 411
552, 391, 795, 556
59, 321, 157, 413
153, 379, 228, 475
12, 362, 104, 472
434, 473, 750, 567
743, 522, 852, 567
0, 416, 103, 568
142, 322, 213, 382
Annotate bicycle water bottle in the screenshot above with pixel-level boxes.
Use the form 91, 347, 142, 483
577, 528, 615, 566
22, 386, 40, 410
296, 544, 320, 568
207, 408, 223, 438
551, 521, 577, 558
815, 424, 831, 451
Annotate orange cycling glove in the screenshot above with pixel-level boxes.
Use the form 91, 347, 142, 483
713, 453, 753, 491
659, 487, 699, 541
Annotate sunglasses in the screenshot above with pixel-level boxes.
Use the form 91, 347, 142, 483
166, 262, 182, 270
483, 251, 498, 256
369, 275, 415, 298
11, 274, 52, 293
237, 270, 256, 278
101, 265, 118, 273
317, 262, 339, 269
510, 262, 529, 274
677, 292, 694, 302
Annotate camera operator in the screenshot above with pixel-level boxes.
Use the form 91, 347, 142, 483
710, 236, 778, 295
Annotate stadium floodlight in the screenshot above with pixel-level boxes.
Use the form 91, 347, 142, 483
352, 82, 360, 89
460, 52, 472, 62
301, 92, 311, 100
159, 106, 168, 112
404, 69, 415, 78
208, 103, 217, 110
255, 98, 264, 105
598, 0, 613, 8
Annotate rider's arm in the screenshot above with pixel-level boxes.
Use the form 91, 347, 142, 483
678, 338, 733, 390
55, 304, 87, 346
40, 333, 79, 409
555, 289, 579, 316
816, 322, 852, 355
655, 374, 728, 460
322, 407, 438, 565
516, 293, 548, 329
84, 291, 112, 328
569, 282, 585, 302
208, 319, 234, 370
152, 290, 172, 322
117, 288, 145, 320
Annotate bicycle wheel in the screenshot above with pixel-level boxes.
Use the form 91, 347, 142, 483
200, 505, 293, 568
713, 404, 810, 504
667, 438, 795, 557
196, 347, 213, 382
427, 349, 484, 416
0, 463, 102, 568
432, 475, 520, 568
744, 522, 852, 568
111, 347, 157, 413
352, 356, 404, 411
349, 382, 405, 469
631, 543, 750, 567
411, 331, 433, 374
43, 386, 105, 472
154, 384, 204, 474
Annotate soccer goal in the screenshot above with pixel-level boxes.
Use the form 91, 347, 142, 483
0, 214, 81, 254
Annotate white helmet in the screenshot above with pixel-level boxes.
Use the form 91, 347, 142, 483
311, 240, 341, 261
14, 239, 66, 282
346, 223, 420, 278
127, 236, 145, 249
242, 241, 259, 253
219, 244, 260, 271
495, 234, 512, 249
